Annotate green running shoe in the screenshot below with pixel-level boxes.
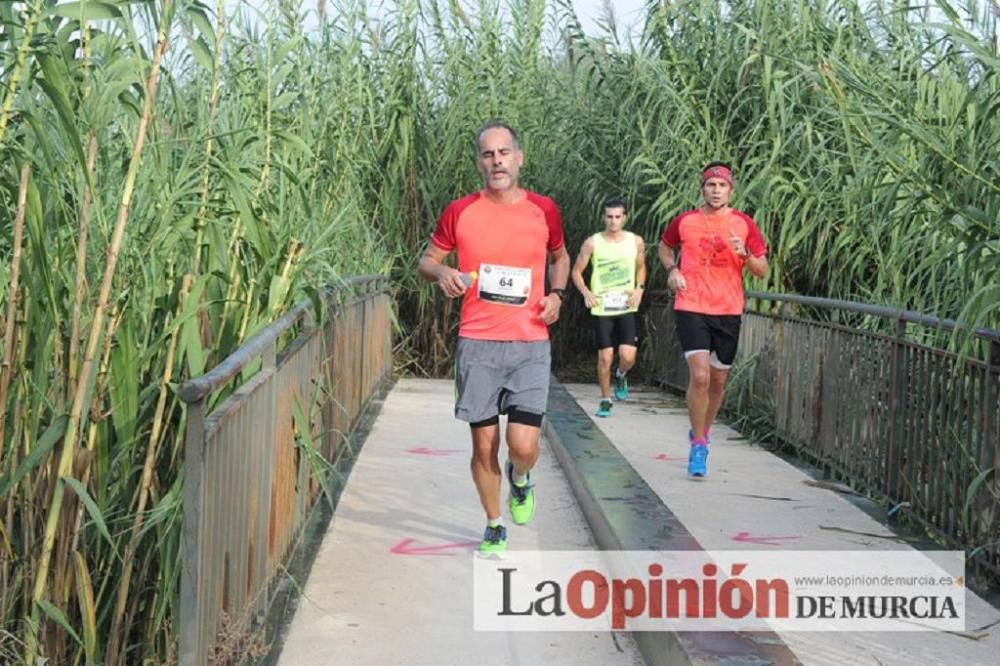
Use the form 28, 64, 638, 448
506, 461, 535, 525
479, 524, 507, 554
596, 398, 613, 418
613, 371, 629, 401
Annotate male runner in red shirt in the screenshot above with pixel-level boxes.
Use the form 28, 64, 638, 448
418, 120, 570, 553
658, 162, 768, 477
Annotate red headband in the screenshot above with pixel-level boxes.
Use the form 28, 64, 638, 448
701, 165, 733, 186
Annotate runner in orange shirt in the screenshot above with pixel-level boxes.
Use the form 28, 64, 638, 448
658, 162, 769, 478
418, 120, 570, 553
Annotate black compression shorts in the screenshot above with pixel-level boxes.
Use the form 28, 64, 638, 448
674, 311, 742, 367
593, 313, 639, 351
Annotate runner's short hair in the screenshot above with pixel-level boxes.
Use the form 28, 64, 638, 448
475, 119, 520, 152
703, 160, 732, 172
603, 196, 627, 214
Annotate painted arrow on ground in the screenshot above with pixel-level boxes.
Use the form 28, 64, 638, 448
653, 454, 672, 461
389, 538, 480, 556
404, 447, 464, 456
732, 532, 802, 546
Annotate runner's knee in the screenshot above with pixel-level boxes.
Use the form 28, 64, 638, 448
470, 421, 500, 460
506, 436, 540, 466
618, 346, 637, 366
709, 366, 730, 392
687, 357, 711, 388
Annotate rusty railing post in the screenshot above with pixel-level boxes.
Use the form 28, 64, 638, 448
977, 341, 1000, 570
886, 317, 907, 501
179, 398, 206, 664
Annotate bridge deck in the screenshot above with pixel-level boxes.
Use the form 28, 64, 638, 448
276, 378, 999, 665
276, 378, 644, 665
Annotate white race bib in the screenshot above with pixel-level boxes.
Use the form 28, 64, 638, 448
478, 263, 531, 307
602, 291, 628, 312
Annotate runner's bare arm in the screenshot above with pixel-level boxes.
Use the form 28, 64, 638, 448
418, 243, 466, 298
571, 237, 597, 309
548, 244, 571, 292
658, 241, 686, 291
745, 254, 769, 279
630, 236, 647, 307
731, 223, 769, 279
540, 245, 571, 325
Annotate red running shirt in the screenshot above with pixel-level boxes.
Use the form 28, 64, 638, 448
431, 191, 565, 341
660, 208, 767, 315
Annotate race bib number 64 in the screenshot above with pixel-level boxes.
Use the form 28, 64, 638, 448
478, 264, 531, 307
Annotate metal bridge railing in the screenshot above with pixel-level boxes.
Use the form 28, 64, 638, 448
177, 275, 392, 664
647, 290, 1000, 581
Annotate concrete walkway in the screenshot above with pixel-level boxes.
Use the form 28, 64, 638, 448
276, 378, 1000, 666
277, 378, 644, 666
564, 383, 1000, 666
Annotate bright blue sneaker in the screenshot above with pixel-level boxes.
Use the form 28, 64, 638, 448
613, 371, 629, 401
688, 442, 709, 478
596, 399, 613, 418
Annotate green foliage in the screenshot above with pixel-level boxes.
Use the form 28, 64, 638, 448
0, 0, 995, 662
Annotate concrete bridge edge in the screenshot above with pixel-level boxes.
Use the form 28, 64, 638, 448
543, 376, 802, 666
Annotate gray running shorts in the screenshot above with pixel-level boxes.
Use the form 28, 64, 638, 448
454, 338, 551, 423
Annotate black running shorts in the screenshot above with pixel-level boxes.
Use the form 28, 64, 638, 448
674, 311, 742, 368
593, 313, 639, 351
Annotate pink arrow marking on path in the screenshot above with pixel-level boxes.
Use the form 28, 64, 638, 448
732, 532, 802, 546
653, 454, 672, 461
404, 447, 464, 456
389, 538, 481, 556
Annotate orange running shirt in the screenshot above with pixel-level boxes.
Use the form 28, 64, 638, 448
431, 191, 565, 341
660, 208, 767, 315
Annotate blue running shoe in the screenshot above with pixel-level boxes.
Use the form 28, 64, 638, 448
613, 370, 629, 401
596, 399, 613, 418
688, 443, 709, 478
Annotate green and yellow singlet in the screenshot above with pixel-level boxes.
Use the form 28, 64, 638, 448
589, 231, 638, 317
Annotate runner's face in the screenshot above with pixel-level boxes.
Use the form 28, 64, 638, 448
477, 128, 522, 193
701, 177, 732, 210
603, 206, 626, 233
